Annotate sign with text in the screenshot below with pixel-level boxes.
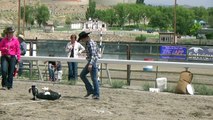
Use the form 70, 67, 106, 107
160, 46, 187, 60
188, 46, 213, 61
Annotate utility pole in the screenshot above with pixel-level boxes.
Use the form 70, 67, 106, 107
18, 0, 21, 34
173, 0, 177, 44
22, 0, 26, 35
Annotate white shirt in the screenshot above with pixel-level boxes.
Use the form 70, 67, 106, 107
65, 41, 85, 58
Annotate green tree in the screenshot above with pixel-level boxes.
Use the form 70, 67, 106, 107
149, 6, 173, 31
176, 6, 195, 35
207, 8, 213, 27
191, 7, 208, 21
35, 4, 50, 27
126, 4, 141, 25
95, 9, 117, 27
208, 15, 213, 28
86, 0, 96, 20
114, 4, 128, 28
190, 23, 202, 35
136, 0, 144, 4
105, 9, 118, 27
149, 10, 171, 31
21, 5, 35, 27
65, 16, 72, 25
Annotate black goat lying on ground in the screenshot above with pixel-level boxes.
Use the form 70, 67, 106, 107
29, 85, 61, 100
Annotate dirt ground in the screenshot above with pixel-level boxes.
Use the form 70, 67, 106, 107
0, 80, 212, 120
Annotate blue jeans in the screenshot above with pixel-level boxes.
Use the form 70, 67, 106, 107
1, 55, 16, 88
68, 62, 78, 80
48, 64, 55, 81
18, 60, 24, 76
80, 63, 99, 97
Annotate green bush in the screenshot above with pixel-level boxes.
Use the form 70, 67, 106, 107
206, 33, 213, 39
142, 83, 152, 91
194, 85, 213, 95
111, 80, 125, 88
135, 35, 146, 42
163, 86, 176, 93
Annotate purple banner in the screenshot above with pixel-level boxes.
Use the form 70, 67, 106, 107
188, 46, 213, 61
160, 46, 187, 60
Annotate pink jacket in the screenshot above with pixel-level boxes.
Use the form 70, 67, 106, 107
0, 36, 21, 62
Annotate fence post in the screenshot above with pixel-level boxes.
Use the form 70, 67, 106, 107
29, 40, 33, 80
29, 38, 35, 80
127, 44, 131, 85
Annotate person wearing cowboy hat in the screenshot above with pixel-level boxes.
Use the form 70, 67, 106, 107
78, 31, 100, 99
18, 34, 27, 76
0, 26, 21, 90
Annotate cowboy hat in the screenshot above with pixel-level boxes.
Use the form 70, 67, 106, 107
18, 34, 25, 40
78, 31, 91, 42
6, 26, 15, 33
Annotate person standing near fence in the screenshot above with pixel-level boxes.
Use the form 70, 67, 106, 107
0, 27, 21, 90
55, 61, 63, 82
44, 54, 56, 81
65, 34, 85, 81
78, 31, 100, 99
17, 34, 27, 76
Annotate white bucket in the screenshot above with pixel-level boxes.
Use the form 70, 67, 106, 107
156, 77, 167, 92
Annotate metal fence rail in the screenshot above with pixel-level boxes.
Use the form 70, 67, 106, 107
21, 56, 213, 86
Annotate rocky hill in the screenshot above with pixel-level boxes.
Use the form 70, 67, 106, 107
0, 0, 152, 42
0, 0, 89, 25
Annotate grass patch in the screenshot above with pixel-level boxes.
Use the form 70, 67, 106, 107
111, 80, 125, 88
68, 80, 77, 85
163, 85, 176, 93
143, 34, 159, 39
21, 70, 40, 80
142, 83, 152, 91
135, 35, 146, 42
194, 85, 213, 95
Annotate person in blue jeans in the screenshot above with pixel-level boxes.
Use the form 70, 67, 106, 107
0, 27, 21, 90
65, 34, 85, 81
44, 54, 56, 81
17, 34, 27, 76
78, 31, 100, 99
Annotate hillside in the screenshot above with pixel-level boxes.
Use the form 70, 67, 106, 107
0, 0, 131, 41
0, 0, 88, 25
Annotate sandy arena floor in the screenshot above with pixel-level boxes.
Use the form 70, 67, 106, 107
0, 80, 212, 120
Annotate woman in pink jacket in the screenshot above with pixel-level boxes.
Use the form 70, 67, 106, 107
0, 27, 21, 90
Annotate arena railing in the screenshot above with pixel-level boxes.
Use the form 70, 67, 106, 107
21, 56, 213, 86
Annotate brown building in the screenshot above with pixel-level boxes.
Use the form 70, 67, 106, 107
159, 32, 177, 44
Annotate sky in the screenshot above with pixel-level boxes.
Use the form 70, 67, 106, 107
144, 0, 213, 8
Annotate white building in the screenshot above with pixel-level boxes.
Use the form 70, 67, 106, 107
83, 19, 107, 31
70, 22, 83, 30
